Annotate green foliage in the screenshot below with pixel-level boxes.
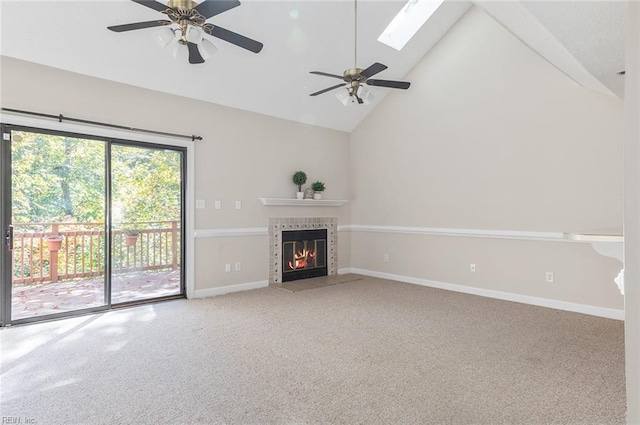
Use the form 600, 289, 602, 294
292, 171, 307, 191
311, 181, 325, 192
11, 131, 182, 227
111, 145, 181, 226
11, 132, 105, 224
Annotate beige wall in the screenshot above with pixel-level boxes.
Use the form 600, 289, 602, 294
349, 6, 624, 310
351, 232, 622, 309
0, 56, 351, 290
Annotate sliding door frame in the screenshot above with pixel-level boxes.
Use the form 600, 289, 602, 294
0, 114, 195, 326
1, 125, 11, 326
2, 124, 114, 325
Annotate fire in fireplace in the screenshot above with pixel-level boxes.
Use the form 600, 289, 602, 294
282, 229, 327, 282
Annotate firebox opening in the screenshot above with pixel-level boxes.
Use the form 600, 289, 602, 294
282, 229, 328, 282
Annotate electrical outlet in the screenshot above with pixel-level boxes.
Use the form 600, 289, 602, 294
470, 263, 476, 272
225, 263, 231, 272
214, 200, 221, 210
235, 261, 241, 271
383, 254, 389, 262
235, 201, 242, 209
546, 272, 554, 283
195, 199, 205, 209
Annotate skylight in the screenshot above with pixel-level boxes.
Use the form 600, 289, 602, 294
378, 0, 445, 51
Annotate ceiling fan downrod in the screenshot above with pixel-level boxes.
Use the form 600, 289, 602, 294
354, 0, 358, 70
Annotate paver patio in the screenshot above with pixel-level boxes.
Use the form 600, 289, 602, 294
11, 270, 181, 320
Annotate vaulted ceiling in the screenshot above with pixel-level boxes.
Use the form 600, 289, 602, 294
0, 1, 627, 132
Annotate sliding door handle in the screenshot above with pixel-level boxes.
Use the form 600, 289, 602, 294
5, 225, 13, 251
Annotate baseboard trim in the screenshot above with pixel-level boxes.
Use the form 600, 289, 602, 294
193, 280, 269, 298
349, 268, 624, 321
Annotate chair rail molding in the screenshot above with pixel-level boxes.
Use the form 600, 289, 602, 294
195, 228, 268, 238
344, 224, 570, 242
194, 224, 623, 243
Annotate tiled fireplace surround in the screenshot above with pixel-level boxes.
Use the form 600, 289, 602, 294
269, 217, 337, 284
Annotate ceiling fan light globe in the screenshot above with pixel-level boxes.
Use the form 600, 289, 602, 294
153, 27, 175, 48
357, 85, 373, 104
185, 25, 204, 44
172, 42, 189, 62
336, 88, 356, 107
201, 39, 218, 60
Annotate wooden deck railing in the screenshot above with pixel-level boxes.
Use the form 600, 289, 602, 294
11, 221, 180, 284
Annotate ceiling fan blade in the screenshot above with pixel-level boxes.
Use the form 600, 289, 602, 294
360, 62, 388, 79
309, 84, 345, 97
204, 24, 263, 53
108, 20, 172, 32
310, 71, 345, 80
366, 79, 411, 90
131, 0, 173, 13
187, 42, 205, 64
195, 0, 241, 18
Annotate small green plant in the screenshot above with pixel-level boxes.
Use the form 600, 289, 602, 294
292, 171, 307, 192
311, 181, 325, 192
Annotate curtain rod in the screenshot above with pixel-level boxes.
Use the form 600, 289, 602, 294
1, 108, 202, 142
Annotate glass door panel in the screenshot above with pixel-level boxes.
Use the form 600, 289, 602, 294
110, 144, 183, 303
9, 129, 107, 321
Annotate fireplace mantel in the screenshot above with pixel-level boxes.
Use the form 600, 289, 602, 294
259, 198, 349, 207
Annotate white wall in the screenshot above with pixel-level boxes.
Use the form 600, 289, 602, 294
0, 56, 351, 292
624, 1, 640, 421
349, 6, 624, 311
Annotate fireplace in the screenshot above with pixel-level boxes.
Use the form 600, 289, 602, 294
269, 217, 337, 284
282, 229, 327, 282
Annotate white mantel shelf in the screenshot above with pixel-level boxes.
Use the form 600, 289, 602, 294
564, 227, 624, 294
259, 198, 349, 207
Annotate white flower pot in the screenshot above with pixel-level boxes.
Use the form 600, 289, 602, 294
313, 193, 322, 200
296, 192, 304, 200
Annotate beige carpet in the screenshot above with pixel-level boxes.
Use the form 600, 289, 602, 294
0, 276, 625, 424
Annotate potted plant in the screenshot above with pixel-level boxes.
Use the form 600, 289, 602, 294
45, 234, 64, 251
292, 171, 307, 200
124, 229, 140, 247
311, 181, 326, 200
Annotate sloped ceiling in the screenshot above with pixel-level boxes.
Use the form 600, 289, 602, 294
0, 0, 472, 132
0, 1, 627, 132
521, 0, 626, 97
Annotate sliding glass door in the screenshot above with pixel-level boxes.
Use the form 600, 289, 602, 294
0, 125, 185, 325
110, 144, 183, 304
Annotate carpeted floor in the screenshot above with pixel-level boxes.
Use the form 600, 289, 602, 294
0, 276, 626, 424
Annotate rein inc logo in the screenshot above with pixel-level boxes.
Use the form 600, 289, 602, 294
2, 417, 36, 424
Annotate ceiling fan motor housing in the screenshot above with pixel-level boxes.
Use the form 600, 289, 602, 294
168, 0, 197, 11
